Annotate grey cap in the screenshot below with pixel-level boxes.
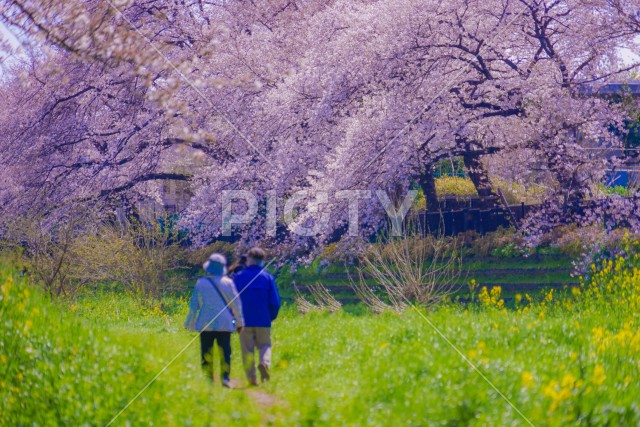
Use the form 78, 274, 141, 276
203, 253, 227, 275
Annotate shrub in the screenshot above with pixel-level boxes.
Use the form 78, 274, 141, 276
351, 224, 462, 311
71, 217, 187, 298
465, 227, 522, 258
492, 178, 547, 205
593, 183, 633, 198
435, 176, 478, 198
0, 212, 91, 298
184, 240, 238, 270
553, 224, 608, 259
1, 213, 190, 299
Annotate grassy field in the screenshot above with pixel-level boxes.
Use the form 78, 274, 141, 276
278, 254, 578, 303
2, 256, 640, 426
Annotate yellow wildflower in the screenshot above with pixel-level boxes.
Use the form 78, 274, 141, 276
521, 371, 535, 388
592, 365, 606, 385
561, 373, 576, 389
592, 327, 605, 341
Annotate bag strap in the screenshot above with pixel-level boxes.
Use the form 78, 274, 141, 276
204, 277, 234, 317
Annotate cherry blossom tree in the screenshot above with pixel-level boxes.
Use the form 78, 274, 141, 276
1, 0, 639, 253
181, 0, 640, 248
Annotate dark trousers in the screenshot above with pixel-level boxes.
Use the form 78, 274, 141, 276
200, 331, 232, 381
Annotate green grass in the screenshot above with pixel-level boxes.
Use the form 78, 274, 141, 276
277, 255, 577, 304
3, 257, 640, 426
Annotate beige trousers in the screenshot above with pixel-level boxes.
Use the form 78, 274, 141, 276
239, 327, 272, 384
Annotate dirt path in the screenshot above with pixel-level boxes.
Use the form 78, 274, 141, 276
227, 379, 285, 425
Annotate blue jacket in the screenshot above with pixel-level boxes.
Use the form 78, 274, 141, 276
233, 265, 280, 327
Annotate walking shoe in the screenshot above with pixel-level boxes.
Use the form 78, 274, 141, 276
222, 378, 232, 388
258, 364, 270, 382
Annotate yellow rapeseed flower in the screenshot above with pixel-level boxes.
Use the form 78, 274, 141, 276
1, 279, 12, 298
561, 373, 576, 389
543, 379, 572, 411
521, 371, 535, 388
592, 365, 606, 385
592, 327, 605, 341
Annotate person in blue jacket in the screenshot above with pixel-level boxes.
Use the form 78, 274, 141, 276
233, 247, 280, 385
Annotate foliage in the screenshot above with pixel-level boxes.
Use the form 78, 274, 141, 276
183, 241, 239, 271
293, 282, 342, 314
0, 212, 91, 298
1, 1, 639, 253
0, 264, 261, 426
413, 176, 547, 209
1, 214, 191, 299
435, 176, 478, 199
458, 228, 525, 258
5, 253, 640, 425
552, 224, 607, 259
351, 227, 462, 311
71, 217, 187, 298
433, 157, 466, 178
492, 177, 548, 205
600, 184, 632, 197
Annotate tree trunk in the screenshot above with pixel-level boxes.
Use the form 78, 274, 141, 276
462, 153, 498, 209
419, 163, 439, 211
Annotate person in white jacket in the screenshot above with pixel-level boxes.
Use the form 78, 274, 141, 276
185, 253, 244, 387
